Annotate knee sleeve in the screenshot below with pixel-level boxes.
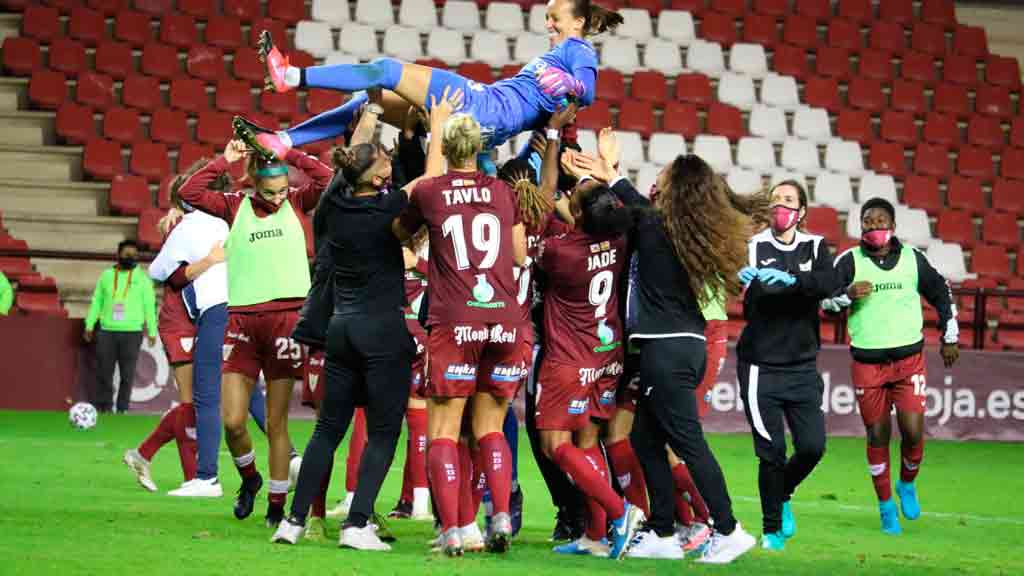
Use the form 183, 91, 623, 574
369, 57, 403, 91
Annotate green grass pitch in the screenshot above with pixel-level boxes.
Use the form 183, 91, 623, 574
2, 411, 1022, 575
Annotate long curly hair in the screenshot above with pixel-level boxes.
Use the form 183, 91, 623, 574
654, 155, 770, 305
497, 158, 550, 234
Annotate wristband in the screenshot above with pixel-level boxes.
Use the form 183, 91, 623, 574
545, 128, 561, 141
365, 103, 384, 116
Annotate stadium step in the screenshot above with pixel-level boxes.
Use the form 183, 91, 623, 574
0, 179, 106, 216
2, 211, 135, 253
0, 14, 21, 44
0, 78, 28, 112
0, 111, 56, 147
0, 144, 83, 181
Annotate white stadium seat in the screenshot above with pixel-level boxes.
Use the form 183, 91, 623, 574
718, 72, 757, 111
793, 106, 832, 143
616, 8, 653, 41
295, 21, 334, 58
601, 37, 640, 74
324, 51, 360, 65
825, 139, 865, 176
657, 10, 695, 45
845, 203, 863, 238
760, 74, 801, 111
781, 138, 821, 176
576, 129, 598, 154
686, 40, 725, 77
737, 137, 776, 172
514, 33, 549, 64
383, 26, 423, 61
399, 0, 438, 31
812, 171, 854, 212
471, 31, 510, 67
615, 130, 646, 169
858, 172, 899, 205
749, 105, 789, 142
427, 28, 466, 64
770, 171, 808, 190
643, 39, 683, 75
729, 43, 768, 77
648, 132, 687, 166
312, 0, 349, 25
635, 164, 660, 198
356, 0, 394, 28
727, 167, 765, 196
926, 242, 975, 282
692, 135, 733, 173
486, 2, 524, 34
896, 205, 934, 247
529, 4, 549, 35
338, 23, 379, 59
442, 1, 480, 32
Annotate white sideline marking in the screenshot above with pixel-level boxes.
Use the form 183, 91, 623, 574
732, 496, 1024, 526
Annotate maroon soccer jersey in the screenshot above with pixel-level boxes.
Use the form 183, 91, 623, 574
540, 220, 627, 364
400, 171, 526, 326
512, 217, 549, 309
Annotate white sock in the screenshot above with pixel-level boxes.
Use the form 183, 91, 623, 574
412, 487, 431, 514
284, 66, 301, 87
233, 450, 255, 468
275, 130, 293, 148
268, 479, 290, 494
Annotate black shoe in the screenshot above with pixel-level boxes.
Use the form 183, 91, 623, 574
265, 502, 285, 528
510, 486, 523, 537
233, 472, 263, 520
231, 116, 277, 163
387, 500, 413, 519
550, 508, 575, 542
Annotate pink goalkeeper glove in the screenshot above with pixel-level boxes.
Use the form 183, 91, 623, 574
537, 67, 585, 99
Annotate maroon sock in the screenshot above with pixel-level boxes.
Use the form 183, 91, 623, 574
470, 446, 487, 518
583, 446, 612, 540
174, 403, 198, 481
427, 438, 460, 531
268, 491, 286, 508
234, 451, 258, 480
476, 432, 512, 515
457, 442, 476, 527
671, 462, 709, 523
605, 439, 649, 517
675, 491, 695, 525
900, 441, 923, 483
552, 443, 625, 519
138, 405, 179, 461
407, 408, 428, 490
867, 445, 892, 501
346, 408, 367, 493
400, 444, 414, 504
312, 457, 333, 518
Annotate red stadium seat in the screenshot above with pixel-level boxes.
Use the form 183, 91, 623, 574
902, 175, 943, 215
137, 208, 165, 250
113, 10, 152, 47
1004, 148, 1024, 181
957, 145, 995, 181
923, 112, 961, 148
178, 0, 215, 19
858, 48, 894, 82
597, 69, 625, 106
268, 0, 306, 24
674, 73, 712, 106
134, 0, 173, 15
102, 106, 141, 144
28, 69, 67, 110
914, 142, 951, 178
75, 71, 114, 110
55, 102, 96, 144
953, 24, 988, 59
215, 79, 253, 115
16, 291, 66, 317
83, 138, 123, 180
971, 244, 1010, 280
669, 0, 706, 16
847, 77, 886, 113
131, 141, 171, 182
933, 83, 970, 118
157, 175, 174, 209
942, 54, 978, 87
122, 75, 162, 112
2, 37, 40, 77
224, 0, 260, 21
947, 177, 985, 214
109, 174, 150, 215
890, 79, 927, 115
707, 102, 745, 141
837, 0, 872, 23
910, 22, 946, 58
880, 110, 917, 145
772, 44, 811, 80
160, 13, 197, 48
47, 37, 87, 78
177, 142, 214, 173
713, 0, 746, 16
975, 85, 1013, 119
967, 115, 1004, 151
870, 141, 907, 177
661, 101, 701, 139
804, 206, 842, 245
921, 0, 956, 30
985, 55, 1022, 90
998, 329, 1024, 352
815, 46, 853, 80
783, 14, 819, 50
169, 77, 208, 114
196, 110, 234, 147
868, 21, 905, 55
753, 0, 788, 18
95, 41, 133, 80
205, 17, 244, 50
149, 107, 189, 146
141, 43, 181, 80
0, 256, 34, 280
982, 212, 1020, 247
575, 99, 612, 131
21, 4, 60, 43
803, 77, 841, 113
992, 179, 1024, 215
305, 89, 344, 116
69, 7, 106, 47
901, 51, 938, 86
232, 47, 266, 87
836, 108, 873, 144
630, 70, 667, 105
456, 62, 494, 85
742, 13, 779, 48
826, 18, 861, 52
935, 209, 975, 247
618, 100, 655, 138
187, 46, 226, 82
260, 91, 299, 120
700, 12, 738, 48
878, 0, 913, 26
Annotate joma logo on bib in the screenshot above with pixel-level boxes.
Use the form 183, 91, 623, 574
873, 281, 904, 292
249, 228, 284, 243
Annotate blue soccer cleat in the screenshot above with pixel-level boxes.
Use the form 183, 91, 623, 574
879, 499, 902, 535
895, 480, 921, 520
553, 536, 609, 557
761, 531, 786, 551
608, 503, 644, 560
781, 501, 796, 538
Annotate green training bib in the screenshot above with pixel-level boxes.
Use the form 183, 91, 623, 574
224, 196, 311, 307
848, 245, 923, 350
701, 284, 728, 322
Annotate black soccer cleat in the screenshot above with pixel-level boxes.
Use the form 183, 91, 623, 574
510, 486, 524, 537
265, 502, 285, 528
387, 500, 413, 519
232, 116, 277, 163
233, 472, 263, 520
550, 508, 575, 542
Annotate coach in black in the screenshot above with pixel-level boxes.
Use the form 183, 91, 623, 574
736, 180, 840, 552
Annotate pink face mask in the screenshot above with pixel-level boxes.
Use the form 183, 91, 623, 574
862, 229, 893, 249
770, 205, 800, 233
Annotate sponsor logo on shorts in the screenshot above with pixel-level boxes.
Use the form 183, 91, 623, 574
599, 388, 616, 405
492, 364, 524, 383
617, 473, 632, 488
222, 344, 234, 361
444, 363, 477, 381
578, 361, 624, 386
226, 331, 250, 343
453, 324, 518, 347
308, 374, 319, 393
568, 399, 588, 415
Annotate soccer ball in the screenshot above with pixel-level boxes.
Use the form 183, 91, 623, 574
69, 402, 98, 430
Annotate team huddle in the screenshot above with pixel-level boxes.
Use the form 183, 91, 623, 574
120, 0, 961, 566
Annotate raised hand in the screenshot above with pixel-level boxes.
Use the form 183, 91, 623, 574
548, 103, 578, 129
429, 86, 465, 127
223, 139, 249, 163
597, 127, 620, 169
738, 266, 758, 286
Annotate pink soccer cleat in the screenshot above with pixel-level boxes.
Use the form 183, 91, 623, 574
255, 132, 292, 161
258, 30, 293, 93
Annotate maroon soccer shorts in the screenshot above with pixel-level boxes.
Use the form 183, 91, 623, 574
222, 309, 304, 381
535, 360, 590, 431
159, 289, 196, 365
697, 320, 729, 419
851, 351, 928, 426
426, 322, 531, 399
301, 349, 326, 409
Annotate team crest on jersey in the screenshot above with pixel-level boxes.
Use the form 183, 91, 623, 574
593, 319, 620, 353
222, 344, 234, 361
800, 259, 813, 272
308, 374, 319, 393
568, 399, 588, 415
467, 274, 506, 309
180, 337, 194, 353
444, 363, 477, 381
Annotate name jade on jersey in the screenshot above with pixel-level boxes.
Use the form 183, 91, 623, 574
453, 324, 518, 347
248, 228, 284, 243
587, 241, 617, 271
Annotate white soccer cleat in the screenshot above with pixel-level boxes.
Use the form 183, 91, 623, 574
695, 523, 756, 564
326, 492, 354, 519
625, 529, 685, 559
123, 449, 157, 492
288, 455, 302, 492
271, 517, 305, 544
461, 522, 485, 552
411, 487, 433, 521
339, 524, 392, 551
167, 477, 223, 498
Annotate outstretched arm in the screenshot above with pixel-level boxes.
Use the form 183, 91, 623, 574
287, 149, 335, 213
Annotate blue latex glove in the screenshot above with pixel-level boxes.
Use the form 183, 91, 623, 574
758, 268, 797, 287
738, 266, 758, 286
